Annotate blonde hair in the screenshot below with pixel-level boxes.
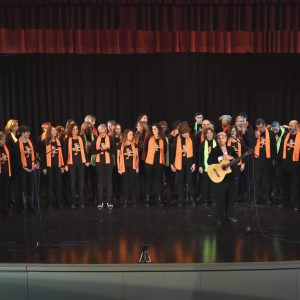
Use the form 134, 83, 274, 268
4, 119, 18, 134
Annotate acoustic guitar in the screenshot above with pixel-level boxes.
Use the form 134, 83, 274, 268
207, 149, 252, 183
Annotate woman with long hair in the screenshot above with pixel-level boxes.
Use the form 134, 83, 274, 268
170, 122, 196, 207
198, 127, 217, 207
144, 123, 167, 206
117, 129, 139, 207
135, 121, 149, 201
63, 123, 89, 209
41, 126, 65, 209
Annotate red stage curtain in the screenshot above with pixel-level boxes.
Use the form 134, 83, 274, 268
0, 0, 299, 54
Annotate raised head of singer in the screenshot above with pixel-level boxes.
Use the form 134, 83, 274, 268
207, 132, 238, 226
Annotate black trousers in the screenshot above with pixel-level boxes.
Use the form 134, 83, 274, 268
113, 166, 122, 201
84, 165, 97, 202
252, 158, 272, 202
201, 172, 213, 203
20, 169, 35, 197
281, 162, 300, 207
96, 163, 113, 204
175, 161, 194, 199
137, 160, 146, 200
212, 181, 235, 222
0, 174, 10, 213
68, 164, 85, 205
271, 160, 283, 194
122, 169, 137, 202
46, 166, 62, 207
20, 169, 35, 210
145, 163, 163, 197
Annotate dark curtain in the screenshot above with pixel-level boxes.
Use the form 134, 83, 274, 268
0, 53, 299, 137
0, 0, 300, 54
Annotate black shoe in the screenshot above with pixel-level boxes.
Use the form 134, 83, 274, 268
157, 196, 163, 207
107, 203, 113, 209
278, 202, 288, 208
145, 195, 150, 207
215, 220, 222, 226
227, 216, 238, 223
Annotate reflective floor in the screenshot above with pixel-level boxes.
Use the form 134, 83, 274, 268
1, 203, 300, 264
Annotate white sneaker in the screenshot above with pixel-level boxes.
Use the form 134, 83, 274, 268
107, 203, 113, 209
97, 203, 104, 209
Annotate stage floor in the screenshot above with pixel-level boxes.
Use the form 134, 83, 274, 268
1, 203, 300, 264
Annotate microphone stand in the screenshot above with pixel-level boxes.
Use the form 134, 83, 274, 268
234, 131, 262, 239
29, 142, 63, 249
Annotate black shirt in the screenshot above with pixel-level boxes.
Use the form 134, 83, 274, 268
49, 141, 59, 167
23, 142, 33, 168
285, 133, 296, 162
0, 146, 9, 174
123, 144, 134, 169
71, 139, 83, 165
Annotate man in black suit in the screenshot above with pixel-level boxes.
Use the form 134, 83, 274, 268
207, 132, 238, 226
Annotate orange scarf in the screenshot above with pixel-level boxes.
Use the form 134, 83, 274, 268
282, 132, 300, 162
254, 129, 271, 158
118, 143, 138, 174
96, 135, 110, 164
0, 145, 11, 177
92, 127, 98, 137
46, 138, 64, 168
200, 131, 204, 143
67, 136, 86, 164
19, 138, 35, 169
174, 135, 193, 170
227, 137, 242, 165
145, 137, 165, 165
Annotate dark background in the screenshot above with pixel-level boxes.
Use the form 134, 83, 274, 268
1, 53, 299, 136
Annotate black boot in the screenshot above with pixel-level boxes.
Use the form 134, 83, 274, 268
157, 195, 163, 207
145, 194, 150, 207
22, 194, 28, 214
178, 195, 183, 207
123, 197, 128, 208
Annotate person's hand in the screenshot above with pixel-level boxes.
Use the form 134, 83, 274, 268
136, 168, 139, 174
64, 165, 69, 172
23, 167, 31, 173
240, 163, 245, 172
42, 169, 47, 175
199, 167, 204, 174
60, 168, 65, 174
171, 164, 176, 172
85, 163, 90, 167
191, 164, 196, 172
223, 154, 233, 161
255, 130, 261, 139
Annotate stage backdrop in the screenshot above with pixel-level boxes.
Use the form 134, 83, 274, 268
0, 53, 299, 136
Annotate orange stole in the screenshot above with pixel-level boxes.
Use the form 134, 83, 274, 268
282, 132, 300, 162
118, 143, 138, 174
254, 129, 271, 158
227, 137, 242, 165
174, 135, 193, 171
19, 138, 35, 169
145, 137, 165, 165
46, 138, 64, 167
67, 137, 86, 164
96, 135, 110, 164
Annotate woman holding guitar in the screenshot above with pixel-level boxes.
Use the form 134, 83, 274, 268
207, 132, 238, 226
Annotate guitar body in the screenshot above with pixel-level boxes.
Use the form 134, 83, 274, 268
207, 159, 232, 183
